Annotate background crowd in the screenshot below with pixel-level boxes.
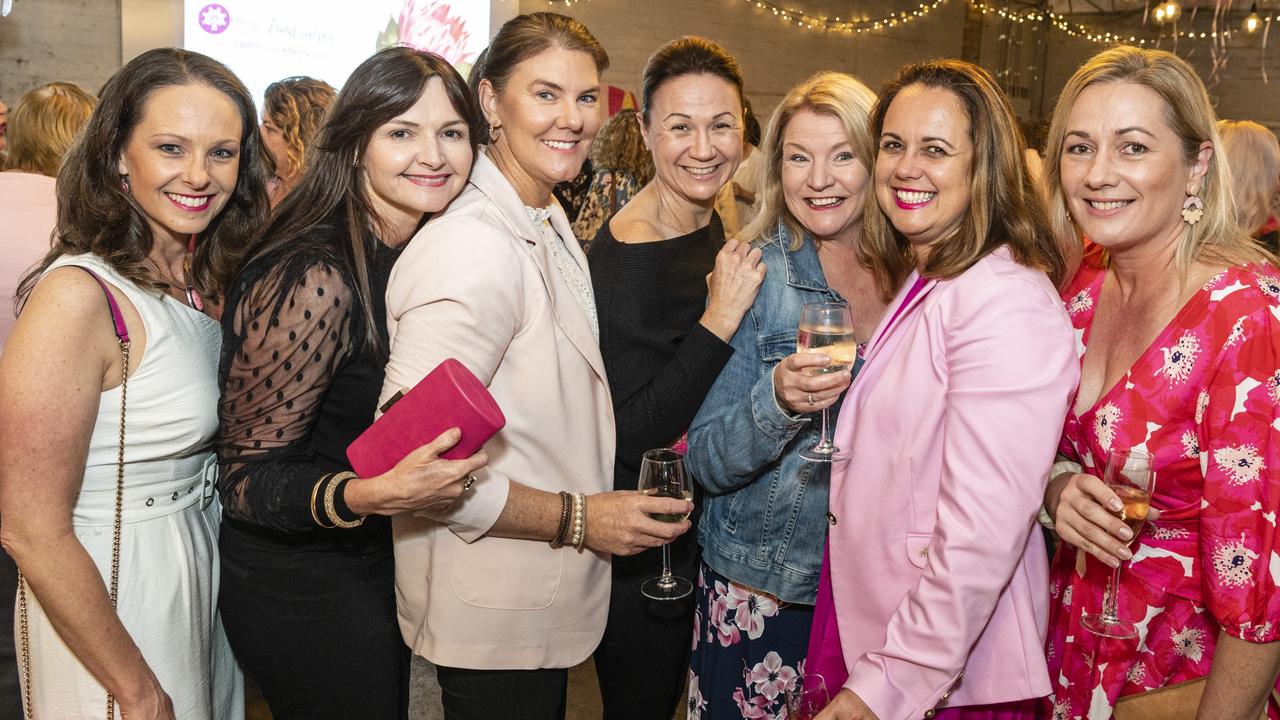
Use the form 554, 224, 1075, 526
0, 7, 1279, 720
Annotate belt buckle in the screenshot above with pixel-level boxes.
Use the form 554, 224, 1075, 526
200, 462, 217, 510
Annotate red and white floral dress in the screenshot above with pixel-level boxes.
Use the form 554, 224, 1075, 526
1046, 247, 1280, 719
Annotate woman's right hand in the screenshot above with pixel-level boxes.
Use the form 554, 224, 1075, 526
700, 239, 766, 342
345, 428, 488, 518
1045, 470, 1133, 568
583, 491, 693, 556
773, 353, 853, 415
116, 678, 176, 720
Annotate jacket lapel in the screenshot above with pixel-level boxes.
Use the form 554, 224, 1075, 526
860, 271, 938, 368
469, 152, 607, 384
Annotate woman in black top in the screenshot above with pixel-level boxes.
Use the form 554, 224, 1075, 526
588, 37, 764, 720
215, 48, 486, 719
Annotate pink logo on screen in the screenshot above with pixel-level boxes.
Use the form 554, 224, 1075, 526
397, 0, 473, 65
198, 4, 230, 34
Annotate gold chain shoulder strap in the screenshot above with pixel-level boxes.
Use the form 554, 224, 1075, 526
17, 267, 130, 720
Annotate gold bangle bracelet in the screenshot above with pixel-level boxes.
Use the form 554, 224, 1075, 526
324, 471, 365, 529
311, 474, 336, 529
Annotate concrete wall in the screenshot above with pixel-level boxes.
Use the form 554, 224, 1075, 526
0, 0, 1274, 132
0, 0, 120, 104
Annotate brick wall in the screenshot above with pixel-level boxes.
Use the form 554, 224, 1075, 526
0, 0, 120, 105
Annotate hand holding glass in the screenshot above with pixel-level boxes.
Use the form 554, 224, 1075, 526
786, 674, 830, 720
797, 302, 856, 462
638, 448, 693, 600
1081, 448, 1154, 639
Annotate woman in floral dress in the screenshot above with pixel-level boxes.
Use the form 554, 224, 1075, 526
1041, 46, 1280, 719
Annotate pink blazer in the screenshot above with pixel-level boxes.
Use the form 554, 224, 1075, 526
827, 247, 1077, 718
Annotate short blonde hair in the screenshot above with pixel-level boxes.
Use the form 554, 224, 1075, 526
4, 82, 95, 177
1043, 46, 1268, 272
1217, 119, 1280, 235
743, 72, 877, 253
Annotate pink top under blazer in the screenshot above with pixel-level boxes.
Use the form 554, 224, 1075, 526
826, 246, 1078, 719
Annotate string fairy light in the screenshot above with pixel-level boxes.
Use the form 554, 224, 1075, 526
966, 0, 1272, 44
739, 0, 950, 34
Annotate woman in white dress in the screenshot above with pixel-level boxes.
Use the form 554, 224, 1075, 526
0, 48, 269, 720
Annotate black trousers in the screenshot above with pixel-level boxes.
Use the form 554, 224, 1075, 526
593, 530, 699, 720
0, 546, 20, 720
436, 665, 568, 720
218, 521, 409, 720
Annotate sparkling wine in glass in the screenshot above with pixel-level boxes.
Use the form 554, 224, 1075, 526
797, 302, 856, 462
786, 674, 830, 720
638, 448, 694, 601
1080, 448, 1154, 640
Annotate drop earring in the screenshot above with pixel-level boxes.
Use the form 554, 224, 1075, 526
120, 174, 130, 192
1182, 193, 1204, 226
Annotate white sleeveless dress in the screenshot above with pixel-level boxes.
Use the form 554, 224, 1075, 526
19, 254, 242, 719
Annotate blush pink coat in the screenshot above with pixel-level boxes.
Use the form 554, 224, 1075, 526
824, 247, 1078, 719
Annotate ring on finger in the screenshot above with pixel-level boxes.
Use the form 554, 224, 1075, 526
807, 392, 816, 405
463, 473, 477, 491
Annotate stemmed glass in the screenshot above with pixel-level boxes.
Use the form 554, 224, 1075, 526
797, 302, 857, 462
638, 448, 694, 601
1081, 448, 1155, 639
786, 674, 830, 720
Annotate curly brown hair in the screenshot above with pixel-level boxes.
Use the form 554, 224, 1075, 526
589, 109, 653, 186
263, 76, 336, 178
16, 48, 271, 307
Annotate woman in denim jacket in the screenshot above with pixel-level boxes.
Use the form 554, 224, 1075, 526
684, 72, 891, 719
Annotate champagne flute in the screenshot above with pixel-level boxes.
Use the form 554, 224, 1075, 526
797, 302, 856, 462
638, 448, 694, 601
786, 673, 830, 720
1081, 448, 1155, 639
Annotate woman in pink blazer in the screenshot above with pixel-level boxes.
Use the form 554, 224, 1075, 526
808, 61, 1078, 720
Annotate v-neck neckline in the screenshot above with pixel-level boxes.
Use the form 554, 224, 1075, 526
1070, 261, 1221, 420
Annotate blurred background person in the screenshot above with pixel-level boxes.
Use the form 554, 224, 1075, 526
1217, 119, 1280, 250
260, 75, 336, 207
380, 13, 692, 720
0, 78, 95, 720
1, 81, 96, 349
216, 48, 485, 720
684, 70, 887, 719
0, 99, 8, 156
715, 97, 763, 236
1042, 47, 1280, 720
811, 60, 1074, 720
588, 37, 763, 720
571, 108, 653, 248
0, 47, 269, 719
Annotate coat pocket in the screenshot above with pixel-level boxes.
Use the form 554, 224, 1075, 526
906, 532, 933, 569
450, 536, 564, 610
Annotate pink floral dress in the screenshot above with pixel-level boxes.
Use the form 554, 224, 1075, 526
1046, 247, 1280, 719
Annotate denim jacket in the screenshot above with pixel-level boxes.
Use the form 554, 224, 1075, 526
686, 222, 859, 604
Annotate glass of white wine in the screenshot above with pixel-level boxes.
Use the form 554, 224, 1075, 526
1081, 448, 1154, 639
638, 448, 694, 601
797, 302, 856, 462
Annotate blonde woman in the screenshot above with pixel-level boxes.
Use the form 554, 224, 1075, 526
1218, 119, 1280, 249
1042, 47, 1280, 719
683, 71, 887, 719
260, 76, 336, 206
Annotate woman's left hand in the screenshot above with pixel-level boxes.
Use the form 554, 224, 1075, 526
813, 689, 881, 720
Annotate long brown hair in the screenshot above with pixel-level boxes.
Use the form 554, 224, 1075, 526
16, 48, 270, 307
861, 60, 1064, 299
242, 47, 483, 360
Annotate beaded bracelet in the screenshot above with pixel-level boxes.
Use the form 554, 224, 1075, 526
570, 492, 587, 551
550, 491, 573, 548
324, 472, 366, 529
310, 474, 336, 529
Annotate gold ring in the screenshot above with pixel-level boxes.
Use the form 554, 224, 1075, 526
807, 392, 816, 405
463, 474, 477, 491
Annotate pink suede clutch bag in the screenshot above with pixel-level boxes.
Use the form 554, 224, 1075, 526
347, 358, 505, 478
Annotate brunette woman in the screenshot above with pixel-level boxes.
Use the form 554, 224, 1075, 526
0, 48, 269, 720
215, 48, 486, 719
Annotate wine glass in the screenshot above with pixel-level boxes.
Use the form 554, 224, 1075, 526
786, 673, 830, 720
797, 302, 856, 462
638, 448, 694, 601
1081, 448, 1155, 639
